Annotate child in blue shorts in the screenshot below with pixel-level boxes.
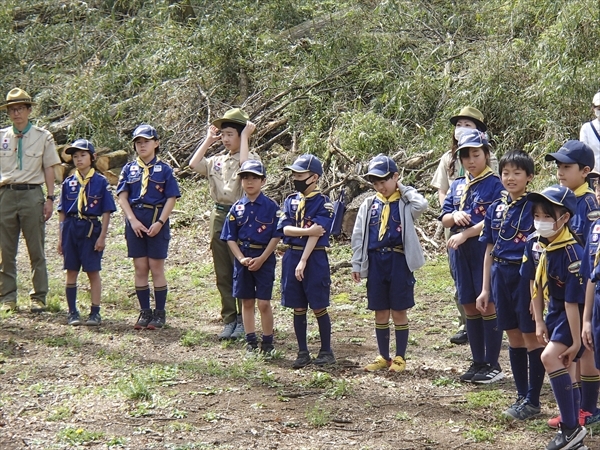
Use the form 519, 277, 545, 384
278, 154, 335, 369
525, 185, 587, 450
351, 154, 427, 372
477, 150, 544, 419
220, 160, 282, 354
439, 130, 505, 383
58, 139, 116, 326
117, 125, 181, 330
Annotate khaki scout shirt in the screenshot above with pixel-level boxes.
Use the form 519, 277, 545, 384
193, 151, 260, 205
0, 125, 60, 185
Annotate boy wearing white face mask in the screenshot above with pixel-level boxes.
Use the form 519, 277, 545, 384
579, 92, 600, 172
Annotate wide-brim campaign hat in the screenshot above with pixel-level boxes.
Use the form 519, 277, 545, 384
545, 140, 595, 169
65, 139, 96, 155
365, 154, 399, 178
0, 88, 36, 110
238, 159, 266, 177
528, 184, 577, 217
456, 129, 489, 152
212, 108, 250, 129
449, 106, 487, 132
284, 154, 323, 176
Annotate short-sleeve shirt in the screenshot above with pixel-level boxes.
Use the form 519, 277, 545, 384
580, 119, 600, 172
430, 150, 500, 194
367, 197, 403, 251
0, 125, 60, 185
221, 192, 283, 245
117, 157, 181, 205
192, 151, 260, 205
572, 190, 599, 245
58, 171, 116, 217
277, 192, 334, 247
582, 219, 600, 282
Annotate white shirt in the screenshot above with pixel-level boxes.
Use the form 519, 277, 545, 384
580, 119, 600, 172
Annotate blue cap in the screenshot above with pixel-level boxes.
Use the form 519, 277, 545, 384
284, 154, 323, 176
456, 129, 489, 152
238, 159, 266, 177
528, 184, 577, 216
65, 139, 95, 155
545, 140, 595, 169
132, 124, 158, 141
365, 154, 398, 178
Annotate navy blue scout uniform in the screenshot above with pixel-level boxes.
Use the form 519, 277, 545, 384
58, 140, 116, 272
582, 219, 600, 369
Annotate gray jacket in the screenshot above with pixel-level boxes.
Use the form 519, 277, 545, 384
351, 183, 428, 278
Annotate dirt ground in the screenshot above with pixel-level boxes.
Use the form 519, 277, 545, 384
0, 206, 599, 450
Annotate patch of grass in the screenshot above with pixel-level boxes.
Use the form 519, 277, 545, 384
170, 409, 188, 419
331, 292, 351, 304
524, 418, 548, 433
179, 358, 226, 377
107, 436, 128, 447
431, 376, 461, 388
180, 330, 209, 347
257, 369, 279, 387
58, 427, 104, 445
47, 405, 72, 422
464, 426, 496, 443
304, 372, 333, 389
415, 257, 455, 297
118, 374, 152, 401
45, 295, 62, 313
306, 404, 331, 427
169, 422, 194, 432
326, 378, 352, 399
395, 411, 411, 421
43, 335, 82, 348
202, 411, 222, 423
464, 390, 506, 409
129, 402, 155, 417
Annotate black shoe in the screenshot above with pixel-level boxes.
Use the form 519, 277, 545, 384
246, 342, 259, 355
292, 350, 312, 369
450, 329, 468, 345
472, 363, 505, 384
313, 350, 336, 366
260, 342, 275, 354
134, 309, 153, 329
460, 362, 486, 382
546, 423, 586, 450
147, 309, 166, 330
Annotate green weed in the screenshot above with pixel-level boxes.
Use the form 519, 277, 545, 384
304, 372, 333, 389
58, 427, 104, 445
306, 404, 331, 427
465, 390, 506, 409
118, 374, 152, 401
180, 330, 209, 347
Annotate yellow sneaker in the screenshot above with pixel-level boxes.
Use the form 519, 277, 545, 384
389, 356, 406, 372
364, 355, 391, 372
0, 301, 17, 312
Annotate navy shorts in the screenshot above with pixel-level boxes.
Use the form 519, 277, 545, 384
449, 236, 487, 305
492, 262, 536, 333
233, 247, 276, 300
62, 216, 103, 272
281, 248, 330, 310
366, 250, 415, 311
547, 301, 585, 360
125, 207, 170, 259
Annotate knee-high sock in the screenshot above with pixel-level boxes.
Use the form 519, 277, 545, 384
293, 310, 308, 352
581, 374, 600, 413
375, 322, 390, 360
154, 285, 167, 311
509, 347, 528, 399
66, 283, 77, 313
482, 313, 503, 366
395, 323, 409, 358
315, 308, 332, 352
548, 369, 577, 429
527, 348, 545, 407
466, 314, 485, 363
136, 285, 151, 310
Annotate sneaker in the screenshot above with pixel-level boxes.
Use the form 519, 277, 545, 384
504, 399, 541, 421
85, 311, 102, 326
502, 396, 525, 419
246, 342, 259, 355
460, 362, 486, 382
0, 301, 17, 312
147, 309, 166, 330
230, 321, 245, 339
218, 321, 237, 340
292, 350, 312, 369
546, 423, 586, 450
389, 355, 406, 372
450, 329, 468, 345
30, 299, 46, 313
67, 311, 81, 326
260, 342, 275, 355
134, 309, 153, 330
472, 363, 505, 384
313, 350, 336, 366
548, 410, 590, 429
364, 355, 391, 372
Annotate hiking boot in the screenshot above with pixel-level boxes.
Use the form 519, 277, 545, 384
147, 309, 166, 330
504, 399, 541, 421
292, 350, 312, 369
472, 363, 505, 384
218, 321, 237, 340
260, 342, 275, 355
30, 299, 46, 313
450, 328, 468, 345
230, 321, 245, 339
0, 301, 17, 312
546, 423, 586, 450
364, 355, 391, 372
67, 311, 81, 326
460, 362, 486, 382
134, 309, 153, 330
389, 355, 406, 372
313, 350, 336, 366
85, 311, 102, 326
548, 410, 590, 429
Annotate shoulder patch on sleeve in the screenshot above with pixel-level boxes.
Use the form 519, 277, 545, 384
324, 202, 334, 212
588, 210, 600, 221
568, 261, 581, 274
229, 214, 235, 221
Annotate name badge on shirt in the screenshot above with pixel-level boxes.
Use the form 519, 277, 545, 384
131, 164, 139, 173
154, 165, 162, 172
456, 186, 464, 196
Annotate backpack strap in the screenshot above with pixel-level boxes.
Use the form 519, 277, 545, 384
589, 121, 600, 143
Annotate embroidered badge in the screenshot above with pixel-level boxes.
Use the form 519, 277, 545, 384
456, 186, 464, 196
229, 214, 235, 221
593, 234, 598, 243
215, 162, 222, 172
69, 180, 77, 186
130, 164, 139, 173
568, 261, 581, 274
594, 224, 600, 234
235, 204, 245, 216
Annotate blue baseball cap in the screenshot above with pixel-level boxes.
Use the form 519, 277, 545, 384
132, 124, 159, 141
284, 154, 323, 176
365, 154, 398, 178
528, 184, 577, 216
65, 138, 95, 155
545, 140, 595, 169
238, 159, 266, 177
456, 129, 489, 152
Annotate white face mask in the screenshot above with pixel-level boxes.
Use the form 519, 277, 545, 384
595, 109, 600, 119
454, 126, 474, 141
534, 216, 564, 238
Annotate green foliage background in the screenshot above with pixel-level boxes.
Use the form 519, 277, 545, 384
1, 0, 598, 168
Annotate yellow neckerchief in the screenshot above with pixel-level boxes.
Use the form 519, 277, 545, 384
533, 225, 577, 302
75, 168, 95, 219
136, 157, 159, 197
459, 166, 494, 210
497, 192, 528, 241
375, 190, 401, 241
573, 182, 594, 198
296, 189, 320, 227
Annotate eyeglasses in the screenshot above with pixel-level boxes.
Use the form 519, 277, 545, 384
7, 106, 28, 115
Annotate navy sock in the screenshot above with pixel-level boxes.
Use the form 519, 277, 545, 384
466, 314, 485, 363
315, 308, 332, 352
262, 334, 273, 345
509, 347, 529, 399
154, 285, 167, 311
395, 323, 409, 358
136, 285, 151, 310
527, 347, 545, 407
482, 313, 502, 366
246, 332, 257, 345
375, 322, 390, 360
293, 310, 308, 352
549, 369, 577, 429
90, 305, 100, 315
66, 284, 77, 313
581, 374, 600, 413
573, 381, 581, 420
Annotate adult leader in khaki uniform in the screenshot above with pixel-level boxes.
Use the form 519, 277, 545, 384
0, 88, 60, 312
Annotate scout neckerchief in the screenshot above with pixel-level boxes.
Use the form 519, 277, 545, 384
573, 183, 594, 198
296, 189, 320, 228
13, 122, 32, 170
533, 225, 577, 302
75, 168, 95, 218
497, 192, 528, 241
136, 157, 159, 197
375, 190, 401, 241
459, 166, 494, 210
